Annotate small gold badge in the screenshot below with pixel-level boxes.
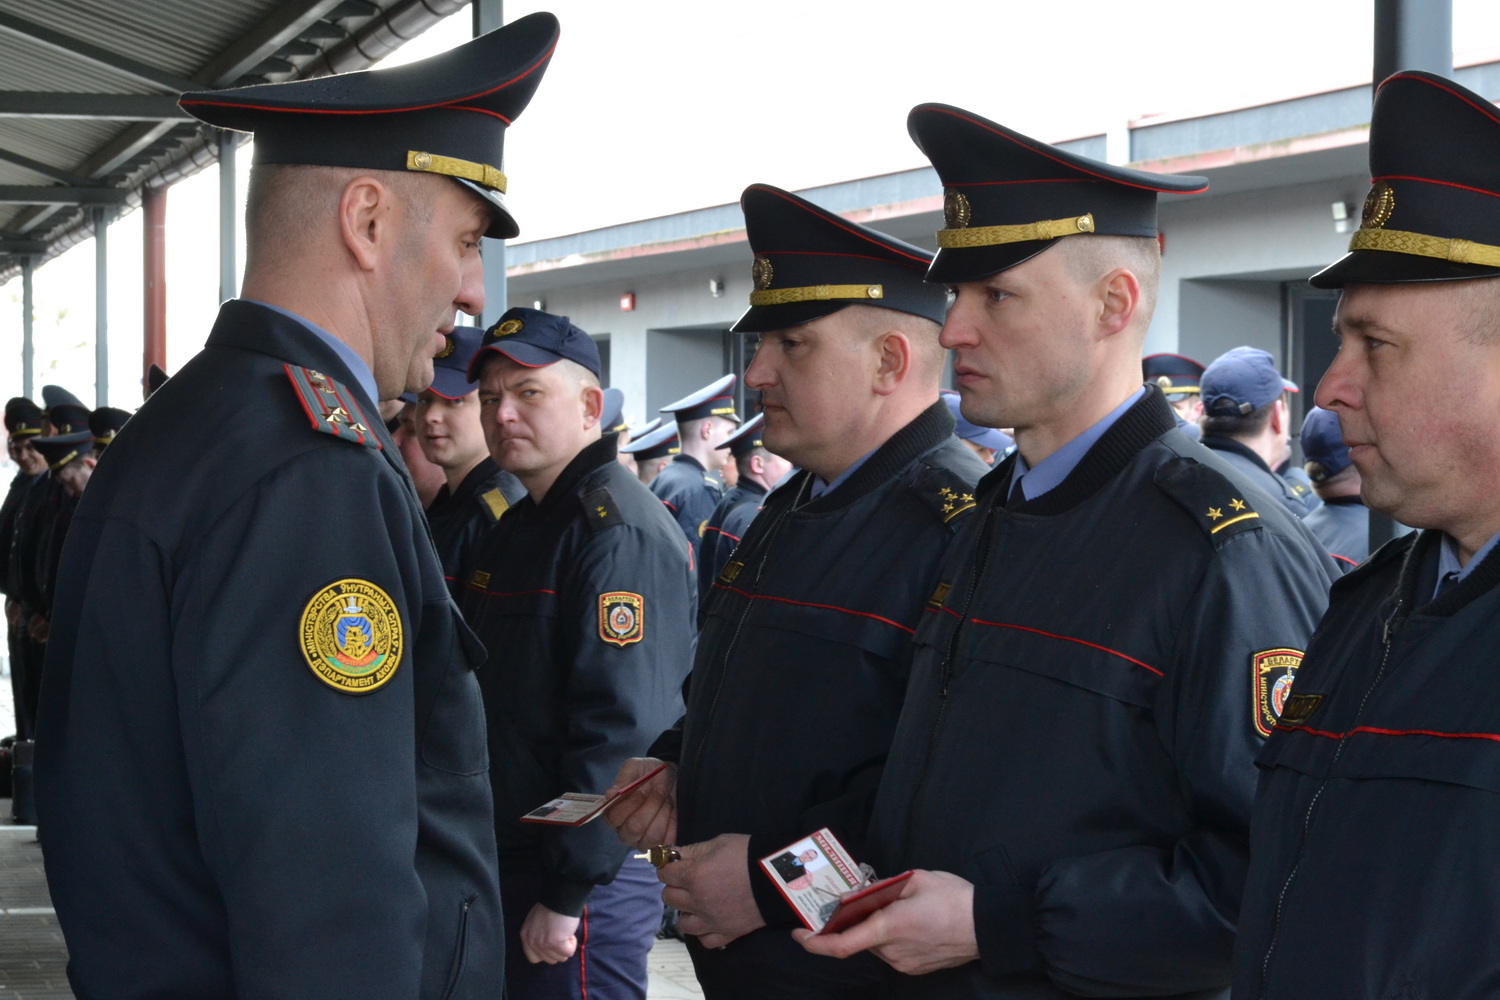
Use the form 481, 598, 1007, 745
299, 579, 403, 695
412, 151, 433, 169
495, 318, 524, 337
944, 190, 972, 230
927, 582, 951, 611
434, 333, 455, 359
599, 592, 644, 647
1253, 648, 1304, 737
1277, 692, 1323, 727
752, 255, 774, 291
1362, 182, 1395, 229
718, 560, 744, 585
470, 569, 491, 589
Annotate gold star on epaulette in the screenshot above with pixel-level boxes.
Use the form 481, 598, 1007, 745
938, 486, 956, 500
351, 422, 368, 434
1229, 498, 1247, 511
596, 506, 608, 518
326, 406, 350, 425
942, 502, 954, 514
1208, 507, 1224, 520
961, 493, 974, 503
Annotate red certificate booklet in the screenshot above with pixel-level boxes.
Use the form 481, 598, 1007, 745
759, 827, 912, 934
520, 762, 667, 827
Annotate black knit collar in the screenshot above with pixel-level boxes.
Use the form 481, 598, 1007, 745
797, 400, 956, 513
1200, 434, 1274, 476
1394, 526, 1500, 618
999, 385, 1177, 516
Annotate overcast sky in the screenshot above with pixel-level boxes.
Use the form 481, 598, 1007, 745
7, 0, 1500, 406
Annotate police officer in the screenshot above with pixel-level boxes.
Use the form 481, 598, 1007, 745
0, 399, 45, 739
1297, 406, 1368, 570
1143, 352, 1206, 439
603, 388, 638, 476
1234, 70, 1500, 997
33, 16, 561, 998
418, 324, 525, 599
941, 390, 1012, 466
696, 413, 793, 601
605, 182, 988, 999
87, 406, 131, 456
621, 422, 680, 488
652, 374, 739, 557
1199, 347, 1313, 518
797, 104, 1336, 997
460, 307, 694, 1000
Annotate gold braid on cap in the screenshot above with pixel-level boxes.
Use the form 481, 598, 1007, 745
406, 151, 508, 194
1347, 227, 1500, 268
748, 284, 884, 306
937, 213, 1095, 249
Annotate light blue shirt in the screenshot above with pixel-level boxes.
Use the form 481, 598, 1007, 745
1009, 388, 1145, 502
245, 299, 380, 407
1435, 528, 1500, 597
811, 447, 879, 499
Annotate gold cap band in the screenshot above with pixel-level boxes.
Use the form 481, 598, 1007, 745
748, 283, 884, 306
936, 213, 1095, 249
406, 150, 508, 194
50, 449, 79, 472
11, 428, 40, 439
1347, 226, 1500, 268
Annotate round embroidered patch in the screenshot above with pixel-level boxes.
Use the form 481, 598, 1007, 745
299, 578, 403, 694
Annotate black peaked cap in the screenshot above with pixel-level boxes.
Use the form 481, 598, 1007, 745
1313, 71, 1500, 287
179, 12, 560, 240
32, 430, 93, 472
908, 103, 1207, 283
733, 184, 946, 333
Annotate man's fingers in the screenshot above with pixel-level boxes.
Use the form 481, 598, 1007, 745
793, 910, 888, 960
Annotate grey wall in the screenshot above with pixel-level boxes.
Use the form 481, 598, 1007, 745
1178, 279, 1285, 367
647, 326, 728, 416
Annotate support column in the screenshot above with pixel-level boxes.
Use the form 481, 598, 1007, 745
219, 131, 238, 304
21, 257, 34, 400
94, 206, 110, 406
143, 185, 168, 397
474, 0, 506, 326
1368, 0, 1451, 553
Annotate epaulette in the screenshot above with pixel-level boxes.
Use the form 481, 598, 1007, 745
1154, 457, 1263, 545
581, 486, 626, 533
913, 463, 978, 525
283, 365, 380, 450
478, 487, 510, 523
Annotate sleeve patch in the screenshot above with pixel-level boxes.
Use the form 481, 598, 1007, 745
582, 487, 625, 532
1155, 457, 1263, 546
298, 578, 402, 694
1254, 647, 1304, 737
599, 591, 644, 646
283, 365, 381, 451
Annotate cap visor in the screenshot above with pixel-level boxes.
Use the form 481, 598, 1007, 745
1310, 249, 1500, 288
456, 178, 519, 240
426, 366, 478, 400
926, 239, 1055, 285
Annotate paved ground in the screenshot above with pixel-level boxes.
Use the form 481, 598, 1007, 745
0, 667, 702, 999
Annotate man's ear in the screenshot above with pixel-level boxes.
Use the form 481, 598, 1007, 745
339, 175, 393, 272
581, 385, 604, 430
872, 330, 913, 396
1097, 268, 1142, 338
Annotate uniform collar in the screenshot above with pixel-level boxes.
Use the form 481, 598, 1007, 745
531, 433, 616, 515
1010, 388, 1144, 502
242, 299, 380, 408
208, 300, 379, 415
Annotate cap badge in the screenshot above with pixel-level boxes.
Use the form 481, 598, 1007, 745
944, 190, 972, 230
434, 333, 455, 359
752, 256, 774, 291
1362, 182, 1395, 229
1155, 375, 1173, 390
495, 318, 524, 337
298, 578, 403, 695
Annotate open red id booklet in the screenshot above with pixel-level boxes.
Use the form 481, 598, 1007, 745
520, 762, 667, 827
759, 827, 913, 934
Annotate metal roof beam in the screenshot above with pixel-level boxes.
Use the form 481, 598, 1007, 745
0, 148, 93, 187
0, 11, 198, 94
0, 186, 128, 206
0, 93, 190, 121
0, 239, 47, 255
194, 0, 351, 87
75, 120, 183, 180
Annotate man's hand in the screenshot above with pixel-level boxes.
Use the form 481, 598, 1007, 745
519, 903, 580, 965
601, 757, 677, 849
659, 833, 765, 950
5, 599, 18, 626
794, 869, 979, 975
28, 614, 48, 643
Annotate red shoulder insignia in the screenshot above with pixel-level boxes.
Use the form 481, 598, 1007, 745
284, 365, 381, 450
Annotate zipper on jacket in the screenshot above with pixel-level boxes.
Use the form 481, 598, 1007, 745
1258, 597, 1404, 999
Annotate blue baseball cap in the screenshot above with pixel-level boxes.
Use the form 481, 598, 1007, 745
1300, 407, 1352, 482
941, 391, 1013, 453
1201, 347, 1298, 416
425, 325, 485, 399
467, 307, 601, 381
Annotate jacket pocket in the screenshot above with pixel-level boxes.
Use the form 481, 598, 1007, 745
441, 893, 478, 1000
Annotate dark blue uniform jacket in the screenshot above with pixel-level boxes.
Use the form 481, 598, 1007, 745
696, 479, 766, 606
461, 434, 695, 917
34, 300, 503, 1000
650, 453, 721, 560
868, 390, 1336, 999
1234, 528, 1500, 999
426, 456, 524, 601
